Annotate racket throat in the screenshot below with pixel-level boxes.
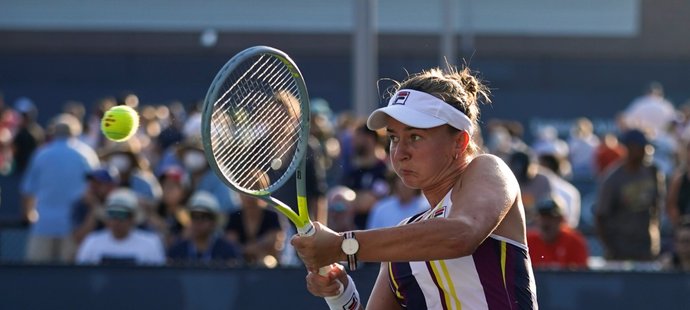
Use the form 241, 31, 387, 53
297, 222, 315, 236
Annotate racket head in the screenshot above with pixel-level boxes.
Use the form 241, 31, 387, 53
201, 46, 311, 226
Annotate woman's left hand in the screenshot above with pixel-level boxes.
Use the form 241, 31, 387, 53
291, 222, 344, 273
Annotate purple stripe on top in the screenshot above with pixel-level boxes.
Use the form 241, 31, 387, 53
390, 261, 429, 309
473, 238, 515, 309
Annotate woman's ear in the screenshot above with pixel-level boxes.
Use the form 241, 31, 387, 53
456, 131, 470, 157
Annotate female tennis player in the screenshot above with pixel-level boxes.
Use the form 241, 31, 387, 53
291, 66, 538, 309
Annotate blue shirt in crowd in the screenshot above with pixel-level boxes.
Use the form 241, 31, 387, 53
21, 138, 99, 236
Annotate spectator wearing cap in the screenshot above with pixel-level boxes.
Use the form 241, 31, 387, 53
167, 191, 240, 266
71, 166, 121, 249
21, 113, 100, 263
595, 129, 665, 261
326, 186, 358, 233
76, 188, 165, 265
527, 195, 588, 269
148, 165, 191, 247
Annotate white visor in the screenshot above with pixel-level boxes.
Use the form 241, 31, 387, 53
366, 89, 474, 135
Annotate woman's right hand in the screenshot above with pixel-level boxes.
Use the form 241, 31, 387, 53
305, 263, 349, 298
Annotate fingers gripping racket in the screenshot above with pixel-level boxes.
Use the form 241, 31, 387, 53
201, 46, 329, 275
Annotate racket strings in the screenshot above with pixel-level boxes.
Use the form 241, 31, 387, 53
219, 63, 299, 172
210, 55, 304, 192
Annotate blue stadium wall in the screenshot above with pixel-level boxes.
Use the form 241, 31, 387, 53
1, 264, 689, 309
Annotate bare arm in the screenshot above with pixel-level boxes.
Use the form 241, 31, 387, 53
293, 154, 520, 269
21, 195, 37, 224
358, 155, 518, 262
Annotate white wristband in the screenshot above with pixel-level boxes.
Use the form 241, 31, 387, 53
325, 275, 360, 310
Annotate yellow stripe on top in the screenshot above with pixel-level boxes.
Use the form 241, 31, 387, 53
388, 262, 405, 301
428, 261, 452, 309
430, 260, 464, 310
500, 241, 507, 288
438, 260, 462, 310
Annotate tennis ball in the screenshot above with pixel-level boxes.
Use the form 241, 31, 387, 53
101, 105, 139, 142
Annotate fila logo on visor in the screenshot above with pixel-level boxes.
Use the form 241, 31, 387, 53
392, 91, 410, 105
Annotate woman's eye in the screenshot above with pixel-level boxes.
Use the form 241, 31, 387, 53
389, 136, 399, 143
411, 135, 422, 141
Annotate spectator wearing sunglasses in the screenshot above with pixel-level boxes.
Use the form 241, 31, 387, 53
167, 191, 240, 266
75, 188, 165, 265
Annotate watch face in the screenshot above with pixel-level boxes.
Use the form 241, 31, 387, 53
342, 238, 359, 255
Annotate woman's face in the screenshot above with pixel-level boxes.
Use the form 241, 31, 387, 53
386, 117, 459, 190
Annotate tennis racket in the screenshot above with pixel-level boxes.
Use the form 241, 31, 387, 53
201, 46, 329, 274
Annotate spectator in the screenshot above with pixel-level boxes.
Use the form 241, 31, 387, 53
341, 123, 390, 229
11, 97, 44, 176
21, 113, 99, 263
82, 97, 116, 149
71, 166, 120, 247
595, 129, 665, 261
486, 119, 528, 162
225, 195, 284, 267
567, 117, 600, 179
175, 137, 239, 212
527, 195, 588, 269
622, 81, 677, 138
326, 186, 357, 233
537, 152, 582, 229
76, 188, 165, 265
660, 217, 690, 271
532, 125, 569, 169
667, 139, 690, 227
508, 149, 555, 227
99, 138, 162, 210
309, 98, 341, 188
148, 166, 190, 247
366, 174, 429, 229
593, 133, 626, 177
168, 191, 240, 266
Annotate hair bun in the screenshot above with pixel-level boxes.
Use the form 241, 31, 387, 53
459, 69, 479, 98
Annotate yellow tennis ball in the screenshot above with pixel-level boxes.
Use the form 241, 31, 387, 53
101, 105, 139, 142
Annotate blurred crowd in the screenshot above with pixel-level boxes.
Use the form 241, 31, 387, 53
1, 81, 690, 272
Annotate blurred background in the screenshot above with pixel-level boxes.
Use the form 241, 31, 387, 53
1, 0, 690, 309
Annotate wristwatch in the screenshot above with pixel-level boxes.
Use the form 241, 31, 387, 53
341, 231, 359, 271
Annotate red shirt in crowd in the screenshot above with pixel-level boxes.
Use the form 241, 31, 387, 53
527, 226, 589, 269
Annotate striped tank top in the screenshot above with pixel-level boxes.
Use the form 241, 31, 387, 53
388, 190, 538, 309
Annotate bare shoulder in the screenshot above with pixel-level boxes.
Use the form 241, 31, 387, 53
466, 154, 512, 176
462, 154, 519, 191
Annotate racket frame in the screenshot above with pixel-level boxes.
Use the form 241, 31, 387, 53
201, 45, 314, 235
